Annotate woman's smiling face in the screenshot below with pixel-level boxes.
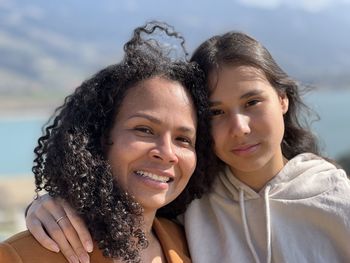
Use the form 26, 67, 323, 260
106, 76, 197, 214
209, 65, 289, 189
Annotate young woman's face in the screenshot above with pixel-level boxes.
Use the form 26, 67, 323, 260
106, 77, 197, 214
209, 65, 289, 187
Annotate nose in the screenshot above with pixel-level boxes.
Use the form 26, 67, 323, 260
228, 113, 251, 137
149, 135, 179, 164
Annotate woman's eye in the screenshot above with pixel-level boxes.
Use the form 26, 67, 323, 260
176, 136, 193, 146
246, 99, 260, 107
210, 108, 224, 116
134, 127, 153, 135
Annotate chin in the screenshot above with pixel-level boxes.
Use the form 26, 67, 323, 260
138, 195, 172, 212
228, 158, 267, 173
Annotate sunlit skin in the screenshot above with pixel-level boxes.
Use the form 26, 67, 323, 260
209, 65, 289, 191
106, 76, 197, 235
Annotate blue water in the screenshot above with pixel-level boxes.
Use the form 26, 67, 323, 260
0, 118, 45, 175
0, 90, 350, 176
305, 89, 350, 159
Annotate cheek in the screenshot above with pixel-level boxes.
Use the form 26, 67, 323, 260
178, 149, 197, 179
210, 128, 225, 158
189, 154, 197, 176
275, 114, 286, 141
261, 113, 285, 142
211, 121, 226, 148
106, 139, 133, 176
106, 147, 124, 177
107, 140, 125, 162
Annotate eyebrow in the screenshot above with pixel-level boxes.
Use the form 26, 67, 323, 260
240, 89, 264, 99
209, 89, 265, 106
209, 101, 221, 107
128, 113, 196, 134
128, 113, 162, 124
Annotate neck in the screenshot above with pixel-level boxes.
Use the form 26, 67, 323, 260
139, 209, 165, 263
112, 209, 164, 263
231, 154, 287, 192
142, 209, 157, 236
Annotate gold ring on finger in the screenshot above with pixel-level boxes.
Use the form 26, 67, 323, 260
55, 215, 66, 224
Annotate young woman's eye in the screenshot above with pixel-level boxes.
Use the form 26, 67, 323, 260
246, 99, 260, 107
210, 108, 225, 116
134, 127, 153, 135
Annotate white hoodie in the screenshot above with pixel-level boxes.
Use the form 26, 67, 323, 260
183, 153, 350, 263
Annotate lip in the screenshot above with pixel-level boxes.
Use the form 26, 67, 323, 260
134, 169, 175, 182
133, 169, 175, 190
231, 143, 260, 155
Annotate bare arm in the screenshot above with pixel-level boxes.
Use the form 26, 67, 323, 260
26, 194, 93, 263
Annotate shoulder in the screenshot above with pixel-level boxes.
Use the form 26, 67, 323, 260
1, 231, 112, 263
153, 217, 186, 244
0, 231, 66, 263
0, 240, 22, 262
155, 217, 183, 230
153, 217, 191, 263
281, 153, 348, 181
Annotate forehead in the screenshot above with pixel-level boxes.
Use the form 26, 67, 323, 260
208, 65, 270, 91
118, 76, 196, 118
127, 77, 192, 103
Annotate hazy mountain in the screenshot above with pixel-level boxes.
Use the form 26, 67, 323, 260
1, 0, 350, 97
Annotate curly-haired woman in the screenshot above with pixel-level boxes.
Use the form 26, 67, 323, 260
0, 23, 216, 263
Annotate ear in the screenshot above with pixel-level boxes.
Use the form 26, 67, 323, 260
279, 93, 289, 114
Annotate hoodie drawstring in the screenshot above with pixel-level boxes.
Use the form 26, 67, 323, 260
264, 185, 272, 263
239, 188, 261, 263
239, 186, 272, 263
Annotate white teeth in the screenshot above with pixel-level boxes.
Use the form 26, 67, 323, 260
135, 171, 170, 183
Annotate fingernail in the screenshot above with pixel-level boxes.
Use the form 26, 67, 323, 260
51, 244, 60, 253
84, 241, 93, 253
69, 255, 79, 263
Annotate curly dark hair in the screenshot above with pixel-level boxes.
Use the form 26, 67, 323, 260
191, 31, 320, 160
32, 22, 217, 262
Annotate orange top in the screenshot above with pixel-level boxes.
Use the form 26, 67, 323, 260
0, 217, 191, 263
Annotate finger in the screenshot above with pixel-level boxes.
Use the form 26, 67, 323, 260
26, 194, 45, 218
27, 194, 90, 262
26, 217, 60, 253
41, 196, 67, 219
56, 214, 91, 263
27, 194, 64, 223
62, 201, 93, 253
37, 208, 81, 263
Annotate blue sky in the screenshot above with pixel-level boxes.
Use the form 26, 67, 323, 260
1, 0, 350, 94
237, 0, 350, 12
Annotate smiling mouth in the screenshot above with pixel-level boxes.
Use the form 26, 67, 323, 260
135, 170, 173, 183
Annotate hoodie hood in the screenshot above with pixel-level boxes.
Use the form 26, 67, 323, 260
219, 153, 345, 202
